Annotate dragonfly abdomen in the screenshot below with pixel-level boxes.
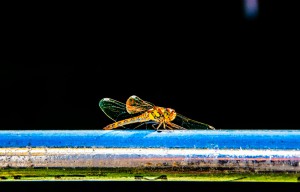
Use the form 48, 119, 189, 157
103, 113, 150, 130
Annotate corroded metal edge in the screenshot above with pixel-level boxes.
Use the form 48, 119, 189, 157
1, 148, 299, 172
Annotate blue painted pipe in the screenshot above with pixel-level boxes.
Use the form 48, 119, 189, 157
0, 130, 299, 170
0, 130, 299, 149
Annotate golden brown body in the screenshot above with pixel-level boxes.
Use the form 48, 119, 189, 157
100, 95, 215, 130
103, 106, 184, 130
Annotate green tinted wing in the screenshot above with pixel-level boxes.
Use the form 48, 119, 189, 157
173, 113, 215, 130
99, 98, 136, 122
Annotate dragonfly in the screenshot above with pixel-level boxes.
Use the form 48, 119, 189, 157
99, 95, 215, 130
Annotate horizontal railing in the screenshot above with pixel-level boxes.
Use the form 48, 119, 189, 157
0, 130, 299, 181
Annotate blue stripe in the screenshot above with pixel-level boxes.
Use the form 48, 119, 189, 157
0, 130, 299, 149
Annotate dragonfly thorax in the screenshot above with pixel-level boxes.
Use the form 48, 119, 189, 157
147, 106, 177, 122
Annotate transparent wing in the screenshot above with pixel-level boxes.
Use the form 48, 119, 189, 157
126, 95, 154, 114
99, 98, 136, 122
172, 113, 215, 130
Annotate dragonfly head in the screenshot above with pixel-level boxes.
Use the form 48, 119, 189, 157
166, 108, 176, 121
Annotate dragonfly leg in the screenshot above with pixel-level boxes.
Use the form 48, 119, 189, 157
167, 122, 186, 130
152, 122, 163, 131
151, 123, 159, 130
144, 121, 157, 130
165, 124, 174, 130
151, 124, 156, 130
133, 123, 145, 130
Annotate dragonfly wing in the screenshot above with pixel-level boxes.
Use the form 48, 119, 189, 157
126, 95, 154, 114
172, 113, 215, 130
99, 98, 135, 122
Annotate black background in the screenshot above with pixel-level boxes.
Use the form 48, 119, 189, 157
2, 0, 299, 131
1, 0, 299, 191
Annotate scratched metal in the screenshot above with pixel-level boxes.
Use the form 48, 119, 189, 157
0, 148, 300, 171
0, 130, 299, 171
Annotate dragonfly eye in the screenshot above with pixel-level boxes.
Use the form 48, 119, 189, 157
166, 108, 176, 121
166, 108, 174, 113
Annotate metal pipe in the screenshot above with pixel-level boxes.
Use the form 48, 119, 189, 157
0, 130, 299, 181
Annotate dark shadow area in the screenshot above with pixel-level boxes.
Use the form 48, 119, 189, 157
1, 3, 299, 129
0, 181, 299, 192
